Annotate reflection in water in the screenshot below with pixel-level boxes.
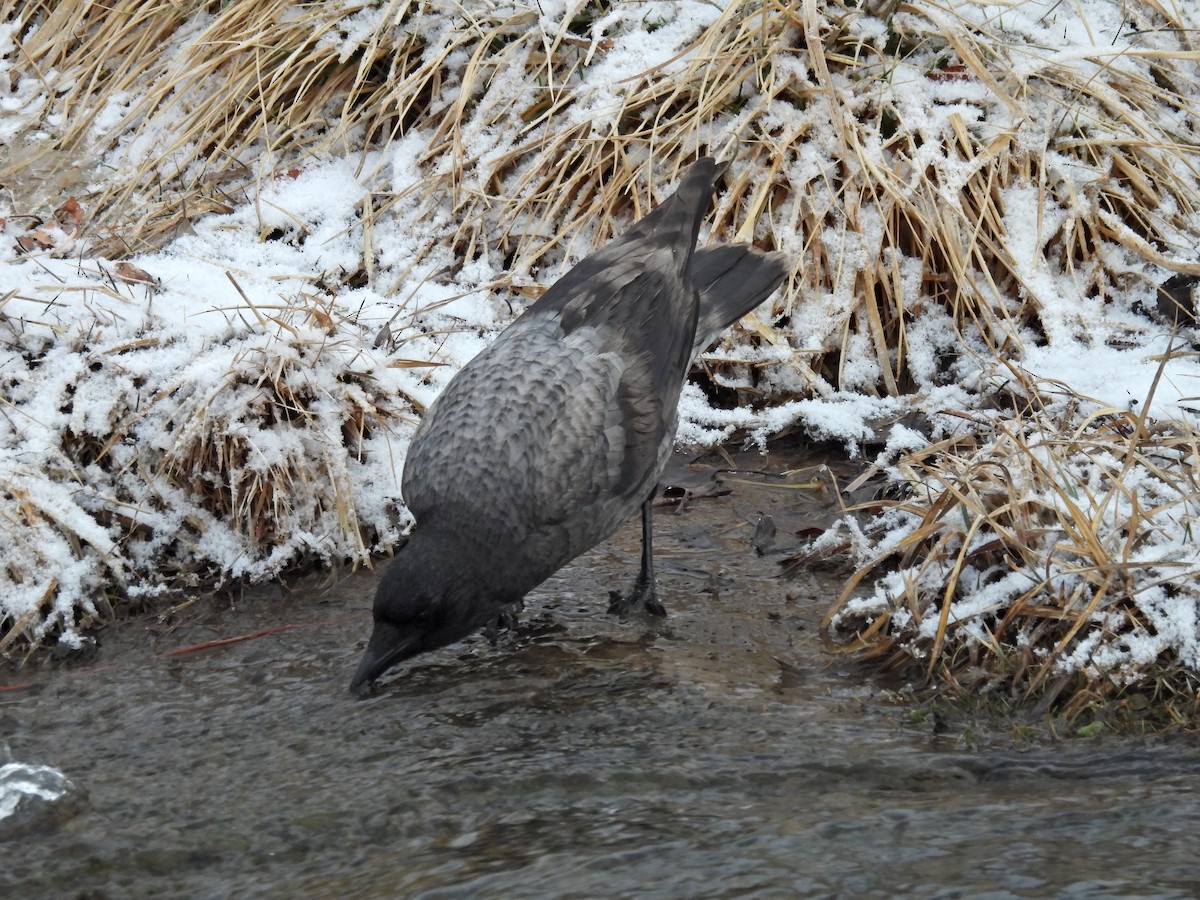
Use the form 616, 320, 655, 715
3, 449, 1200, 896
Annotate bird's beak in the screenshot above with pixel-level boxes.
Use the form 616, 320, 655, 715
349, 621, 419, 698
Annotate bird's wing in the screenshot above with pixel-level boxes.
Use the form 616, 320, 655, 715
402, 312, 670, 538
403, 158, 730, 535
531, 330, 663, 529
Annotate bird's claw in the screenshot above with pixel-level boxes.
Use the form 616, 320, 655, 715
607, 580, 667, 618
484, 600, 524, 645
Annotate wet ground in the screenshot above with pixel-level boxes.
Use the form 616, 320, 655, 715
4, 442, 1200, 897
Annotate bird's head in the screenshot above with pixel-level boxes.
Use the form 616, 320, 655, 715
349, 537, 490, 697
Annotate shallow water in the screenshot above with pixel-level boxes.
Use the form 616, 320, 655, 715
4, 446, 1200, 897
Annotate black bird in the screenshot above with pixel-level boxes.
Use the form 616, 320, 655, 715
350, 158, 788, 695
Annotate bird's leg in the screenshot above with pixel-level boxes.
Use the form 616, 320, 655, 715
483, 599, 525, 645
608, 494, 667, 617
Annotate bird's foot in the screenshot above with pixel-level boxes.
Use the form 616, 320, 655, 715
607, 577, 667, 618
483, 600, 524, 646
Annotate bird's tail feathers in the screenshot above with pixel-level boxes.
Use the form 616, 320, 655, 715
618, 157, 728, 272
690, 244, 790, 355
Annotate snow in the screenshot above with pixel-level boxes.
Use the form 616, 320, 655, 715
0, 757, 76, 822
3, 0, 1200, 691
1020, 341, 1200, 420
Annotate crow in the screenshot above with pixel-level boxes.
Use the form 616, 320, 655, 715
350, 157, 788, 695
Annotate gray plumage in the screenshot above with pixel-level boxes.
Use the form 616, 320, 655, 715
350, 158, 789, 695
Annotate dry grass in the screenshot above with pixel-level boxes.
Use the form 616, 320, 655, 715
157, 328, 402, 564
0, 457, 122, 656
824, 357, 1200, 728
0, 284, 415, 652
4, 0, 1200, 718
5, 0, 1199, 388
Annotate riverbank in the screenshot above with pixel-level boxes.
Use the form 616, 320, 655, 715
3, 0, 1200, 723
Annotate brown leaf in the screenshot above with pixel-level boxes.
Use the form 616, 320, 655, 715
55, 196, 86, 232
114, 262, 158, 286
928, 64, 971, 82
16, 231, 55, 252
305, 305, 334, 332
200, 165, 251, 186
